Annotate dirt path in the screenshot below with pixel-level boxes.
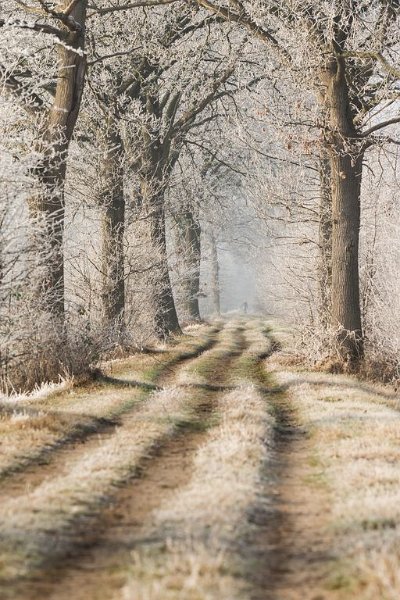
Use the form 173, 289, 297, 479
3, 319, 376, 600
23, 425, 213, 600
35, 327, 246, 600
0, 325, 221, 501
246, 389, 335, 600
2, 322, 248, 600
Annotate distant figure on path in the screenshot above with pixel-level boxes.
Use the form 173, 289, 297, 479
242, 301, 248, 314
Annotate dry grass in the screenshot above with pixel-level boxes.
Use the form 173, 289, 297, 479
242, 319, 272, 356
108, 324, 217, 382
156, 385, 272, 535
357, 542, 400, 600
1, 320, 275, 597
176, 322, 243, 386
0, 378, 73, 406
0, 325, 215, 479
0, 385, 138, 479
0, 325, 224, 579
121, 543, 233, 600
0, 403, 107, 478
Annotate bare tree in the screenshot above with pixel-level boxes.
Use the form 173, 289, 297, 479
1, 0, 87, 316
193, 0, 400, 363
84, 6, 246, 338
173, 210, 202, 321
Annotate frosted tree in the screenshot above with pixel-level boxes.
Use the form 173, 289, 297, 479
193, 0, 400, 363
0, 0, 87, 317
84, 4, 251, 338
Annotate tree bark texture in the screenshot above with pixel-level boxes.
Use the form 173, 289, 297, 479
318, 152, 332, 330
139, 101, 181, 338
29, 0, 87, 317
99, 126, 125, 333
175, 211, 201, 321
210, 232, 220, 316
323, 54, 364, 362
148, 196, 181, 338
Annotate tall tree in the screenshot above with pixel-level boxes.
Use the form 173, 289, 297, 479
1, 0, 87, 316
86, 5, 245, 337
209, 230, 221, 316
193, 0, 400, 363
173, 210, 202, 321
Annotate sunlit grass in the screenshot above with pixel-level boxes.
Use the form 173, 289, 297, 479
0, 325, 216, 480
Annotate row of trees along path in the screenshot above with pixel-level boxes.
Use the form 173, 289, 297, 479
1, 1, 400, 381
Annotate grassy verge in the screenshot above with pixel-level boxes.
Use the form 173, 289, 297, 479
270, 365, 400, 598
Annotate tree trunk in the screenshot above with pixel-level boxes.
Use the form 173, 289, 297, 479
330, 148, 364, 360
210, 232, 220, 316
323, 54, 364, 362
175, 211, 201, 321
148, 195, 181, 338
29, 0, 87, 317
99, 127, 125, 334
137, 84, 181, 339
318, 152, 332, 330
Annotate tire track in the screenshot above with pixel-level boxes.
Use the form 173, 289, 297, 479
241, 330, 334, 600
0, 324, 221, 493
0, 322, 246, 600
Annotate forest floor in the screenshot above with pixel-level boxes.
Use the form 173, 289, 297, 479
1, 318, 400, 599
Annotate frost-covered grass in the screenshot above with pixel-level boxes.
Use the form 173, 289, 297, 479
109, 324, 218, 382
0, 385, 147, 479
242, 320, 271, 355
0, 323, 223, 581
0, 377, 73, 406
0, 385, 203, 579
229, 322, 273, 386
121, 382, 274, 600
0, 326, 214, 479
156, 385, 272, 537
121, 542, 233, 600
0, 320, 275, 596
272, 367, 400, 597
176, 322, 243, 386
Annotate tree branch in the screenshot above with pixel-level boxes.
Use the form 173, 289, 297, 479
0, 17, 64, 39
341, 50, 400, 79
362, 116, 400, 137
184, 138, 247, 175
173, 67, 234, 133
0, 64, 45, 115
12, 0, 84, 31
195, 0, 290, 61
87, 47, 141, 66
88, 0, 179, 17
